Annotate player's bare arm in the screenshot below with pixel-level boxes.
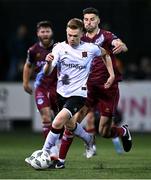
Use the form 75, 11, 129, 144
23, 62, 33, 95
43, 53, 54, 75
112, 39, 128, 54
100, 47, 115, 89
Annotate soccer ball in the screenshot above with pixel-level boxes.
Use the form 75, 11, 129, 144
30, 150, 51, 170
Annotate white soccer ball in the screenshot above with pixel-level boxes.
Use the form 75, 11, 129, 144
30, 150, 51, 170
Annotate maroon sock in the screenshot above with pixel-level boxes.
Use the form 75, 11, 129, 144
110, 126, 125, 138
59, 129, 74, 160
42, 122, 51, 139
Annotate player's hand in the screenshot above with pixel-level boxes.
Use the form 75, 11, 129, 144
23, 83, 33, 95
45, 53, 54, 63
112, 43, 124, 54
112, 40, 127, 54
104, 75, 115, 89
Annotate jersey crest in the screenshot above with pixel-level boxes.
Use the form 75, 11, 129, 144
82, 51, 87, 58
36, 53, 41, 60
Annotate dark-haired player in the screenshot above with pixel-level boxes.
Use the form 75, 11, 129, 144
23, 21, 59, 163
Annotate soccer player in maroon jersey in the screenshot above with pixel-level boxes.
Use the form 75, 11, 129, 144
54, 8, 132, 168
80, 7, 126, 157
23, 21, 59, 162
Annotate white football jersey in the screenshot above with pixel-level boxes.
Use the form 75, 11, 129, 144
51, 41, 101, 97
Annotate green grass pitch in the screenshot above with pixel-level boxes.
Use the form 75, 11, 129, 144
0, 131, 151, 179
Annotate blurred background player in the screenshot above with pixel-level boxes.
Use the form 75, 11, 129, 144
57, 7, 131, 164
23, 21, 60, 162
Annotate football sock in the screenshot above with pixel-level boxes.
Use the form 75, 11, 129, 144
110, 126, 125, 138
73, 123, 91, 144
58, 158, 65, 163
112, 137, 123, 153
50, 139, 61, 159
59, 129, 74, 160
42, 127, 62, 152
42, 121, 51, 139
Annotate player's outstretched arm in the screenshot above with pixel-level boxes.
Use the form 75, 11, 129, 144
100, 48, 115, 89
43, 53, 54, 75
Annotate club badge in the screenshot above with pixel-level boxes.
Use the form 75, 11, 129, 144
82, 51, 87, 58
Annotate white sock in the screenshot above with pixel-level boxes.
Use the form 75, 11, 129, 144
42, 131, 60, 153
50, 139, 61, 157
73, 123, 91, 144
58, 158, 65, 163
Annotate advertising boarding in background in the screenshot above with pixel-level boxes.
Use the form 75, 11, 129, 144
118, 81, 151, 132
0, 82, 151, 132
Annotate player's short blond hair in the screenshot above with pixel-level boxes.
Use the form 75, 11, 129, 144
67, 18, 84, 31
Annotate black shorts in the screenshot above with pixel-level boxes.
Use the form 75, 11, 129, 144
57, 94, 86, 117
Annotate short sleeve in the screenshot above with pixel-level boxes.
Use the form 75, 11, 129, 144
51, 43, 61, 68
104, 31, 118, 45
26, 47, 34, 64
93, 44, 102, 57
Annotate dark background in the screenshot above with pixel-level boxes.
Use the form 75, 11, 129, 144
0, 0, 151, 81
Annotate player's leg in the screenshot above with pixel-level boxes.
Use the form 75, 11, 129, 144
80, 85, 99, 158
42, 108, 72, 152
98, 84, 132, 152
40, 107, 61, 160
98, 114, 131, 153
53, 103, 95, 169
112, 110, 124, 154
34, 87, 54, 138
54, 121, 95, 169
39, 108, 54, 138
85, 111, 96, 135
82, 111, 97, 158
57, 105, 89, 164
48, 87, 64, 160
98, 115, 112, 137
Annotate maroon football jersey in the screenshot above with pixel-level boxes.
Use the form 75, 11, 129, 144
82, 29, 122, 85
26, 42, 57, 89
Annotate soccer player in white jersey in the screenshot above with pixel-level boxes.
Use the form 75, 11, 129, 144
27, 18, 115, 169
